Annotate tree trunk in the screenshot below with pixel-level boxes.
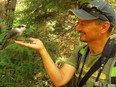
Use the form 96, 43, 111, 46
0, 0, 17, 30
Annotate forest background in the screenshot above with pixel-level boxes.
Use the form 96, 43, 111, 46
0, 0, 116, 87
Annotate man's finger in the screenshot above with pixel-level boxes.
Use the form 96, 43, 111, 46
15, 41, 30, 47
29, 37, 37, 41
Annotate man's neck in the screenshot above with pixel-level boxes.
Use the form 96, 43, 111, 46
87, 37, 109, 54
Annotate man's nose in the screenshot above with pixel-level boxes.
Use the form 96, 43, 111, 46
75, 25, 81, 31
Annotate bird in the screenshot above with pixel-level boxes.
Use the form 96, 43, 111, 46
0, 25, 26, 50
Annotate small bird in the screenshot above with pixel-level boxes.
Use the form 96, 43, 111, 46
0, 25, 26, 50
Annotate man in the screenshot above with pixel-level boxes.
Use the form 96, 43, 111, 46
15, 0, 116, 87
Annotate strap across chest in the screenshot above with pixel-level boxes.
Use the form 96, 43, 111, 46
77, 39, 116, 87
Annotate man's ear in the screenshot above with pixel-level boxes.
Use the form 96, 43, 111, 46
101, 21, 110, 33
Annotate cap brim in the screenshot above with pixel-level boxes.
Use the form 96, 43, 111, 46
69, 9, 99, 20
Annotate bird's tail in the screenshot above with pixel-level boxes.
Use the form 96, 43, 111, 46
0, 39, 10, 50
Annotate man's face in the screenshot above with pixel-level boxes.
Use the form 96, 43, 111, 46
75, 19, 104, 43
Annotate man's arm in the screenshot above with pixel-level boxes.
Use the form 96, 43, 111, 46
15, 37, 76, 86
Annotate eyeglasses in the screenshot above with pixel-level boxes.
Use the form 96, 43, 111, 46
79, 3, 110, 22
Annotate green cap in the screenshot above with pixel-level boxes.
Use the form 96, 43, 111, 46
69, 0, 116, 26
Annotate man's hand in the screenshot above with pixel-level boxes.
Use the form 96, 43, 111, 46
15, 37, 44, 52
15, 37, 76, 86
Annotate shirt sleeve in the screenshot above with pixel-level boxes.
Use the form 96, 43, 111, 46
64, 46, 83, 68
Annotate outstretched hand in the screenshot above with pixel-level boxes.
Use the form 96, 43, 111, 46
15, 37, 44, 52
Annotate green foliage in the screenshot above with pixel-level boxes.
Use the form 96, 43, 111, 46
77, 0, 91, 4
0, 44, 41, 87
0, 0, 116, 86
108, 0, 116, 8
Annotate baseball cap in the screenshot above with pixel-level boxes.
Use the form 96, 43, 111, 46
69, 0, 116, 26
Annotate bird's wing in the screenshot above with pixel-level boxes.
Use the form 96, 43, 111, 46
0, 29, 20, 50
5, 29, 20, 39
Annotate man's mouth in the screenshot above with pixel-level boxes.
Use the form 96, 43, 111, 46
79, 32, 85, 36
